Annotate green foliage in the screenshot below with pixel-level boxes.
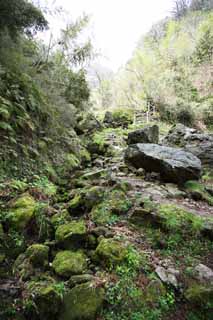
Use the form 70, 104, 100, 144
158, 204, 205, 235
29, 176, 57, 197
0, 0, 48, 39
103, 246, 174, 320
98, 9, 213, 127
64, 69, 90, 109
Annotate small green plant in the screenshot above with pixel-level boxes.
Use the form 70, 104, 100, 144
53, 282, 65, 299
34, 203, 52, 240
29, 176, 57, 197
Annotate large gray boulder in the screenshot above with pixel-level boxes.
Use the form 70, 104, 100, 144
127, 125, 159, 145
124, 144, 202, 184
163, 123, 213, 166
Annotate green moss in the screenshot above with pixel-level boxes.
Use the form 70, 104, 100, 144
95, 238, 127, 267
8, 193, 36, 230
79, 148, 91, 163
185, 180, 213, 206
0, 253, 5, 263
185, 284, 213, 307
25, 244, 49, 267
25, 280, 62, 319
91, 189, 132, 225
0, 223, 4, 238
68, 186, 105, 215
68, 194, 83, 210
66, 153, 80, 170
60, 282, 105, 320
55, 220, 87, 247
52, 250, 87, 278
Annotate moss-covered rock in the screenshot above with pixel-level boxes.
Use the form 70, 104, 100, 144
68, 186, 105, 216
185, 180, 213, 206
52, 250, 87, 278
55, 220, 87, 248
8, 193, 36, 231
25, 244, 49, 267
25, 279, 62, 320
185, 283, 213, 307
68, 193, 83, 212
84, 186, 105, 209
95, 238, 127, 267
91, 189, 132, 225
60, 282, 105, 320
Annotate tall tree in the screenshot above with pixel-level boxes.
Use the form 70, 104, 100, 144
0, 0, 48, 38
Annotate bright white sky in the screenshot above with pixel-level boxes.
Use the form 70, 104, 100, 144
45, 0, 174, 71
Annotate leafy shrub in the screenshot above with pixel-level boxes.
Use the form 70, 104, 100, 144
111, 109, 134, 128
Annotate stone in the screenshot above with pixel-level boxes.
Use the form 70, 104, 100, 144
81, 169, 107, 181
55, 220, 87, 248
194, 264, 213, 284
95, 238, 127, 266
8, 193, 36, 230
125, 144, 201, 184
127, 125, 159, 145
69, 187, 103, 214
52, 250, 87, 278
60, 282, 105, 320
155, 266, 179, 288
163, 123, 213, 166
25, 244, 49, 267
25, 280, 62, 320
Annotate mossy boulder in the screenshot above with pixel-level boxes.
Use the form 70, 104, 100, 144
91, 189, 132, 225
184, 180, 213, 206
25, 244, 49, 267
95, 238, 127, 267
84, 186, 105, 209
68, 186, 105, 215
60, 282, 105, 320
55, 220, 87, 248
8, 193, 36, 231
52, 250, 87, 278
185, 283, 213, 307
25, 279, 62, 320
68, 193, 83, 213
